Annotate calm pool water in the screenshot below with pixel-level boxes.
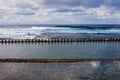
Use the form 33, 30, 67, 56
0, 42, 120, 59
0, 61, 120, 80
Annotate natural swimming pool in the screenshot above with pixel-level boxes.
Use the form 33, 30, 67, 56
0, 42, 120, 59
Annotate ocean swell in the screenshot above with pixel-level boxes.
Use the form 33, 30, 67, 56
0, 25, 120, 39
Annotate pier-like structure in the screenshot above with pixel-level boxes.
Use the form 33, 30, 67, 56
0, 38, 120, 43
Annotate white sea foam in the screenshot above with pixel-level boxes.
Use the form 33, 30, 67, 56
0, 26, 120, 39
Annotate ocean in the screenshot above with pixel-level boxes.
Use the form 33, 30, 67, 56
0, 25, 120, 39
0, 25, 120, 79
0, 25, 120, 59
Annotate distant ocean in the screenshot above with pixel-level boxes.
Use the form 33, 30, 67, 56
0, 25, 120, 39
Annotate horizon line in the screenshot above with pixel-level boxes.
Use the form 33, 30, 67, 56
0, 24, 120, 26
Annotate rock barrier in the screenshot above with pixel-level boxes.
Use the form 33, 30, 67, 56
0, 38, 120, 43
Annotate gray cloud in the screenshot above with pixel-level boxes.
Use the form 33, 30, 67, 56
13, 1, 39, 10
105, 0, 120, 9
0, 0, 120, 24
43, 0, 102, 8
55, 8, 84, 13
15, 12, 35, 16
44, 0, 120, 9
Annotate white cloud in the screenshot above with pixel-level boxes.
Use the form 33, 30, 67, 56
0, 0, 120, 24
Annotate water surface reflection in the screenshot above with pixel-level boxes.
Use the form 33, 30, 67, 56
0, 42, 120, 59
0, 61, 120, 80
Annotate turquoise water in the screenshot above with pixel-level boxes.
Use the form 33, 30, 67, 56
0, 42, 120, 59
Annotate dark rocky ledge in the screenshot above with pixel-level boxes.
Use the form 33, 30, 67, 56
0, 58, 119, 63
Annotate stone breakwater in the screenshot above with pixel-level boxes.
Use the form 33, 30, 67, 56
0, 38, 120, 43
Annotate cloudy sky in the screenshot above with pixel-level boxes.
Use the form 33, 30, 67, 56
0, 0, 120, 24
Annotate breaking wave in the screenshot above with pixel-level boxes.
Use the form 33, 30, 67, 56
0, 25, 120, 39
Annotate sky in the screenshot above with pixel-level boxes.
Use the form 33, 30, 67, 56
0, 0, 120, 24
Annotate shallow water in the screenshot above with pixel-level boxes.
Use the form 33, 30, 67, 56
0, 61, 120, 80
0, 42, 120, 59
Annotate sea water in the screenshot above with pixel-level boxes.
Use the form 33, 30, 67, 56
0, 25, 120, 79
0, 25, 120, 39
0, 61, 120, 80
0, 25, 120, 59
0, 42, 120, 59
